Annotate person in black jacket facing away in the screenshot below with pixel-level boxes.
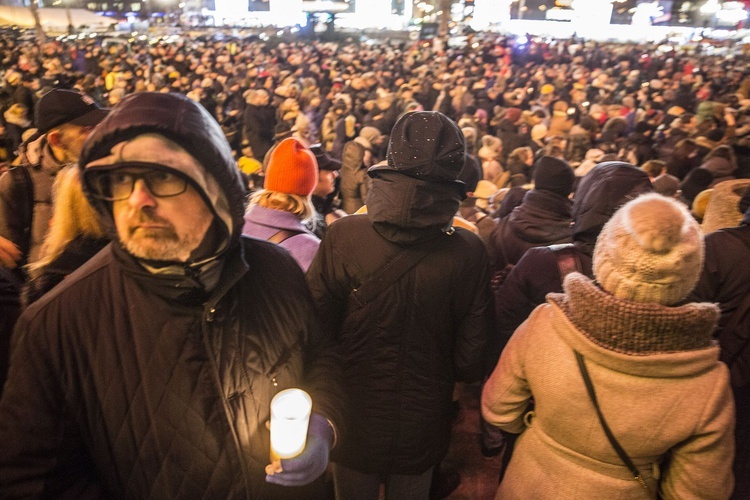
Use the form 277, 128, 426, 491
489, 156, 575, 273
688, 189, 750, 500
0, 92, 343, 499
492, 162, 653, 359
307, 111, 492, 500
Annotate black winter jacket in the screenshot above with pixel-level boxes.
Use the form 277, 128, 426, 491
688, 223, 750, 343
0, 240, 342, 499
0, 92, 343, 499
489, 189, 572, 271
491, 163, 652, 365
307, 173, 491, 475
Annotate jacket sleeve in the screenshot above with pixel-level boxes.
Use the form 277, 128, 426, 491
659, 365, 735, 500
305, 227, 349, 342
303, 231, 349, 443
452, 236, 493, 383
0, 312, 104, 497
481, 308, 535, 435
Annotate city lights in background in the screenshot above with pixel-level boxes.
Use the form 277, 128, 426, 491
7, 0, 750, 41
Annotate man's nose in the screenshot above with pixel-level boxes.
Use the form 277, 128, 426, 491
128, 179, 157, 208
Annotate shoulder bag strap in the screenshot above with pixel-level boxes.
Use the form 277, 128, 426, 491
574, 350, 652, 496
267, 229, 304, 245
549, 243, 582, 283
351, 235, 449, 306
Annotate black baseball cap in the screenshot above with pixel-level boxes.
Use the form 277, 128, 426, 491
309, 144, 341, 171
27, 89, 109, 142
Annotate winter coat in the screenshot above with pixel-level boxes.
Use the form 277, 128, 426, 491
339, 139, 371, 214
0, 94, 343, 498
0, 139, 66, 268
489, 189, 573, 271
242, 205, 321, 272
483, 274, 734, 500
243, 103, 276, 160
689, 221, 750, 500
306, 173, 492, 475
491, 163, 652, 363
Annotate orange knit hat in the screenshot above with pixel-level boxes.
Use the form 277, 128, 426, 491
264, 138, 318, 196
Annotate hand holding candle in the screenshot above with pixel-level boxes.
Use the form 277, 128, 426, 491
265, 390, 334, 487
269, 388, 312, 460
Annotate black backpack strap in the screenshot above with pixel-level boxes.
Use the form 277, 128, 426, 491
549, 243, 582, 283
351, 235, 450, 306
8, 165, 34, 266
267, 229, 304, 245
575, 351, 652, 496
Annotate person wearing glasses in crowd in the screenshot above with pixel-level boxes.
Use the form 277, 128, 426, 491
0, 92, 343, 498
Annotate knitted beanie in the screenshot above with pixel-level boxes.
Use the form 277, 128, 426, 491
369, 111, 466, 193
505, 107, 522, 123
264, 138, 318, 196
593, 193, 704, 306
533, 156, 575, 197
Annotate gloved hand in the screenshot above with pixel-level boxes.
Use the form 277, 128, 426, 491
265, 412, 334, 487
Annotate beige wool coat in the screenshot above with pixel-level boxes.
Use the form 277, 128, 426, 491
482, 274, 735, 500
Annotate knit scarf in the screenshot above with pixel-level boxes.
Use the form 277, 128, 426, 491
548, 273, 718, 355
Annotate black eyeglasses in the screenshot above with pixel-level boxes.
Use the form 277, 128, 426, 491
86, 163, 189, 201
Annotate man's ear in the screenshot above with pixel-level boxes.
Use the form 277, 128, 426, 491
46, 128, 62, 148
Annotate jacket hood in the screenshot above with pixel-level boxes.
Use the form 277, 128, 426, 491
572, 161, 652, 254
366, 171, 461, 244
78, 92, 246, 265
507, 189, 572, 244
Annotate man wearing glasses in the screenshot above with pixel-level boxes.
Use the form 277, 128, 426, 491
0, 92, 343, 498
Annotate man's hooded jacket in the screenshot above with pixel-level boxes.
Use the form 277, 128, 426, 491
307, 111, 491, 474
0, 92, 343, 498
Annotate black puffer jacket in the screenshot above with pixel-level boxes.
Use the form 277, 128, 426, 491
0, 93, 343, 499
307, 172, 491, 474
491, 163, 652, 364
489, 189, 572, 271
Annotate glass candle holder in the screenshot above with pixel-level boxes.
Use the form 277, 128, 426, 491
270, 388, 312, 461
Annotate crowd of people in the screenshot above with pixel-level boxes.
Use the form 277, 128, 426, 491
0, 26, 749, 499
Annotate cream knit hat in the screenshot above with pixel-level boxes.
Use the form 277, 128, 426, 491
593, 193, 704, 306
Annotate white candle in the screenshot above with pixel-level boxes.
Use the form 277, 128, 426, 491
270, 388, 312, 460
